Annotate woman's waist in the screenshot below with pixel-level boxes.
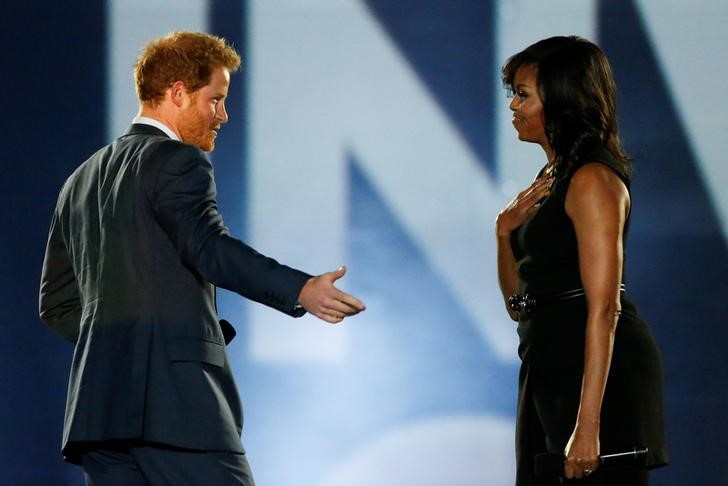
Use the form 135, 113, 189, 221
511, 284, 627, 316
516, 295, 647, 366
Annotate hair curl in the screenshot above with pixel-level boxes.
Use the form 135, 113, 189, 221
502, 36, 630, 178
134, 31, 241, 105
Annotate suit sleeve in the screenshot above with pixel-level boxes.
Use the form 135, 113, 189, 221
151, 143, 311, 316
39, 206, 82, 343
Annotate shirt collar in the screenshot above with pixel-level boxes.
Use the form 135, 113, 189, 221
132, 116, 180, 141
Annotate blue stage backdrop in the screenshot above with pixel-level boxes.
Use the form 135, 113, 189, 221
2, 1, 726, 485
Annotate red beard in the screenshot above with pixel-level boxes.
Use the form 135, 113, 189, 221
178, 101, 216, 152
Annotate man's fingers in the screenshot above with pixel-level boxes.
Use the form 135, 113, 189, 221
335, 291, 366, 312
327, 266, 347, 282
323, 269, 366, 311
317, 312, 344, 324
299, 267, 366, 323
324, 298, 364, 316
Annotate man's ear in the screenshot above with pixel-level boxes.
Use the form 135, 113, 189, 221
169, 81, 188, 108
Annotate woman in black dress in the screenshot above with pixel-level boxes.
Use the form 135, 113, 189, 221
495, 36, 668, 485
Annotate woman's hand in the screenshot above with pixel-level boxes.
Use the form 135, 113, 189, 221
495, 174, 553, 237
495, 173, 553, 320
564, 424, 600, 480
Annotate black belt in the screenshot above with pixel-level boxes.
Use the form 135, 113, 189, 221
508, 284, 626, 314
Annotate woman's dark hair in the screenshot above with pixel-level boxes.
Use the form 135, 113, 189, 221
502, 36, 630, 177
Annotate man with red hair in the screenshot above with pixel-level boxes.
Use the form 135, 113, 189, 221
40, 31, 365, 485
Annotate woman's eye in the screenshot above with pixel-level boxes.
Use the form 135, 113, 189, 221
517, 91, 528, 99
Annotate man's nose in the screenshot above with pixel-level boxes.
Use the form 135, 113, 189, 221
216, 103, 229, 124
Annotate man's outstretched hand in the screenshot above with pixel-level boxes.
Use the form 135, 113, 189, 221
297, 266, 365, 324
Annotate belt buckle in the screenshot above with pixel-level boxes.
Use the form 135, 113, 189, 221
508, 293, 536, 314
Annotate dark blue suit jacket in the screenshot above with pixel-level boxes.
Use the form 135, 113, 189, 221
39, 124, 311, 463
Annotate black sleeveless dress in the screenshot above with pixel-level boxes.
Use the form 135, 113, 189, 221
510, 148, 668, 485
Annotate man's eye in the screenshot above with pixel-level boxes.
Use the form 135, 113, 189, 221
517, 91, 527, 99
